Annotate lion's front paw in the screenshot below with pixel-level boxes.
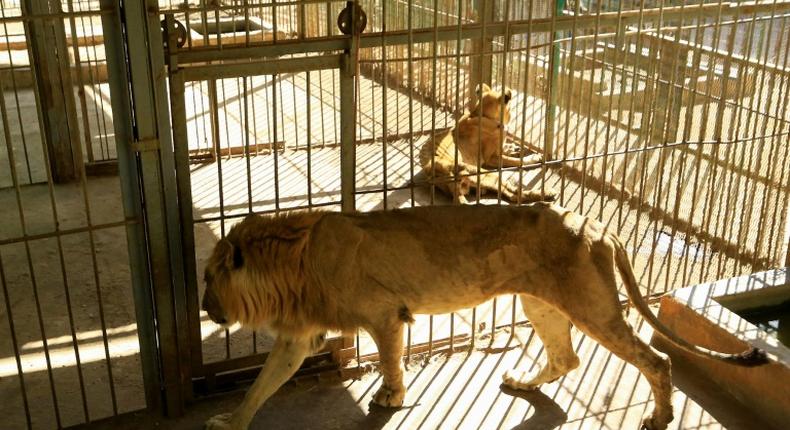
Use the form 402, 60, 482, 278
502, 369, 543, 391
205, 412, 238, 430
371, 384, 406, 408
641, 415, 669, 430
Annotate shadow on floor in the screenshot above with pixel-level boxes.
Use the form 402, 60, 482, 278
72, 372, 572, 430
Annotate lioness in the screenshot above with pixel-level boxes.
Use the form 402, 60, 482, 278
418, 84, 555, 204
202, 204, 766, 430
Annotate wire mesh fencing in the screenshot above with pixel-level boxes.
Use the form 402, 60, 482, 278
1, 0, 789, 427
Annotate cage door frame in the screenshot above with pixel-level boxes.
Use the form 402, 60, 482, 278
163, 13, 359, 394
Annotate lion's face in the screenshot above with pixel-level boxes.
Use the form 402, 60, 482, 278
201, 238, 244, 326
471, 83, 512, 124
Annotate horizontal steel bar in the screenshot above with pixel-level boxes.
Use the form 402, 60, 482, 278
176, 1, 790, 65
0, 219, 139, 246
193, 200, 340, 224
179, 38, 347, 63
196, 335, 349, 378
160, 0, 347, 16
179, 55, 342, 81
0, 9, 109, 24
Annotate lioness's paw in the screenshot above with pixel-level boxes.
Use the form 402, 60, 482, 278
504, 181, 556, 204
205, 412, 238, 430
541, 188, 558, 202
502, 369, 542, 391
371, 384, 406, 408
524, 153, 543, 165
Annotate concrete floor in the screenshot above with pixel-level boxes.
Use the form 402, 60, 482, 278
73, 324, 777, 430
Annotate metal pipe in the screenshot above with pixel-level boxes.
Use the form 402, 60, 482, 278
176, 1, 790, 64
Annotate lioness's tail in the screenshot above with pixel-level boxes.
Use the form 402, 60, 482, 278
611, 235, 768, 366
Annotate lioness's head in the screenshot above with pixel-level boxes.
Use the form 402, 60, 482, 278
201, 237, 245, 326
469, 83, 512, 124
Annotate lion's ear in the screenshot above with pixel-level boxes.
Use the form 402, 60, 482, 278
216, 238, 244, 270
475, 83, 491, 96
503, 87, 512, 103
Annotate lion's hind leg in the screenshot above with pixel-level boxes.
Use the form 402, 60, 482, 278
503, 295, 580, 391
560, 271, 673, 430
368, 319, 407, 408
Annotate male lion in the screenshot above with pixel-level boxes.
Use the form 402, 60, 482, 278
418, 84, 555, 204
203, 204, 766, 430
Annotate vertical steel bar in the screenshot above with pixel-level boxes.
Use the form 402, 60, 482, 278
382, 0, 390, 209
65, 0, 95, 164
544, 0, 566, 163
148, 3, 193, 409
307, 71, 314, 207
496, 0, 512, 204
472, 0, 491, 201
407, 0, 415, 205
214, 77, 230, 358
518, 0, 537, 201
166, 14, 205, 383
429, 0, 439, 207
340, 2, 357, 213
120, 0, 188, 415
272, 73, 282, 215
99, 0, 161, 411
558, 0, 580, 206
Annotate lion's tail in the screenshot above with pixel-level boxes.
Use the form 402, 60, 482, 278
611, 234, 769, 367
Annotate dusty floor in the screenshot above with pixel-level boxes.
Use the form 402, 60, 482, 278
73, 326, 777, 430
